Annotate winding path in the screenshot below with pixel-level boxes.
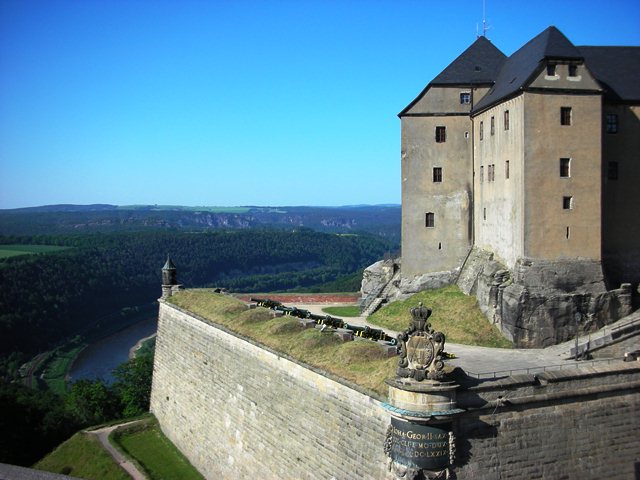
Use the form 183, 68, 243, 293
86, 421, 147, 480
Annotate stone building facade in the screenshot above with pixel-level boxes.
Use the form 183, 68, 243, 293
398, 27, 640, 346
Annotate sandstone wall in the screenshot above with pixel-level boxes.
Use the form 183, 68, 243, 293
150, 301, 390, 480
151, 301, 640, 479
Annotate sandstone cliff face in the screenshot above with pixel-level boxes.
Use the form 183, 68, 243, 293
455, 247, 633, 347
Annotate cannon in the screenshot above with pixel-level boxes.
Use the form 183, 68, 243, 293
250, 297, 283, 309
344, 324, 397, 345
248, 297, 396, 345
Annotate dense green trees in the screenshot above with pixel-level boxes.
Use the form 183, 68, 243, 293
1, 346, 155, 466
0, 229, 392, 373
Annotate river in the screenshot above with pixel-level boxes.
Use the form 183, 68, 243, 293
68, 316, 158, 384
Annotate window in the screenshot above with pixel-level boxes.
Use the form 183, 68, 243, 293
480, 165, 484, 183
505, 160, 510, 179
563, 196, 573, 210
425, 212, 435, 228
488, 164, 495, 182
479, 121, 484, 140
483, 208, 487, 220
606, 114, 618, 134
561, 107, 572, 126
435, 126, 446, 143
460, 92, 471, 104
547, 64, 556, 76
504, 110, 510, 130
566, 226, 570, 239
568, 64, 578, 77
608, 161, 618, 180
560, 158, 570, 178
490, 116, 495, 135
433, 167, 442, 183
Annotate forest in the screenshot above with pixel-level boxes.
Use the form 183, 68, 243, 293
0, 212, 397, 466
0, 229, 394, 376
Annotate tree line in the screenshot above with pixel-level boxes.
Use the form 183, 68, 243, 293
0, 229, 392, 377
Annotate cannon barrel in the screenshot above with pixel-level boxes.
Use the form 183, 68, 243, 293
250, 297, 283, 308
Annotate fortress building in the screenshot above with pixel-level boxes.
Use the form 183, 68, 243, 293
372, 26, 640, 347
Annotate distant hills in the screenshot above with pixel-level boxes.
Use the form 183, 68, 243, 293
0, 204, 401, 242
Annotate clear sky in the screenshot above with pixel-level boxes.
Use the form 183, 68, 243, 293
1, 0, 639, 209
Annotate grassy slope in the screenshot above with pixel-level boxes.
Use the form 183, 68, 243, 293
111, 418, 204, 480
34, 432, 130, 480
168, 291, 398, 398
368, 285, 512, 348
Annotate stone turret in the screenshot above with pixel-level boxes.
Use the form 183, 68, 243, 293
161, 255, 181, 298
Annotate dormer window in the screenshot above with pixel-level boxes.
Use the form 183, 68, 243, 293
568, 64, 578, 77
547, 64, 556, 76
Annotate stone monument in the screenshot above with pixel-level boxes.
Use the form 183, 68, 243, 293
384, 303, 463, 479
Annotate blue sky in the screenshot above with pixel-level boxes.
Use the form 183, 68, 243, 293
1, 0, 639, 209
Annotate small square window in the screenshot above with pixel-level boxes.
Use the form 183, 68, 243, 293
560, 158, 570, 178
479, 121, 484, 140
504, 110, 510, 130
490, 116, 495, 135
563, 196, 573, 210
568, 64, 578, 77
425, 212, 435, 228
433, 167, 442, 183
606, 114, 618, 134
561, 107, 572, 126
460, 92, 471, 104
505, 160, 510, 179
435, 126, 446, 143
608, 161, 618, 180
547, 64, 556, 76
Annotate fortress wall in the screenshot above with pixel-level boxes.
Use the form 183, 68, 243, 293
151, 300, 640, 479
149, 301, 390, 480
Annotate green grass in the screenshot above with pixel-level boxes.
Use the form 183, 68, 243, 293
321, 305, 361, 317
34, 432, 130, 480
41, 344, 87, 394
111, 418, 204, 480
368, 285, 512, 348
0, 244, 70, 259
168, 291, 397, 397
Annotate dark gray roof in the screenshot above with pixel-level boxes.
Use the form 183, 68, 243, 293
579, 46, 640, 102
473, 26, 584, 113
431, 36, 506, 85
399, 36, 505, 116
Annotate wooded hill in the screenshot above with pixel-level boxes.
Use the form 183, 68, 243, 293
0, 204, 401, 242
0, 229, 394, 378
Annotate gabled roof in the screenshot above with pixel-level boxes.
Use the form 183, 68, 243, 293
431, 36, 506, 85
473, 26, 584, 113
399, 36, 505, 116
578, 46, 640, 103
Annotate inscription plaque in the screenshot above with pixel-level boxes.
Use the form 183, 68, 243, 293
389, 417, 450, 470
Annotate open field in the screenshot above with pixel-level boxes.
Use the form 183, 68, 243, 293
0, 244, 70, 259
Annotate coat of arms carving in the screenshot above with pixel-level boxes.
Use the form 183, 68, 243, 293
397, 302, 446, 381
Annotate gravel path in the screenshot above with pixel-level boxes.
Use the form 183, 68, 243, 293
87, 421, 147, 480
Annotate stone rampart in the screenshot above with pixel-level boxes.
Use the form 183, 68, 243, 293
150, 301, 390, 480
151, 300, 640, 479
